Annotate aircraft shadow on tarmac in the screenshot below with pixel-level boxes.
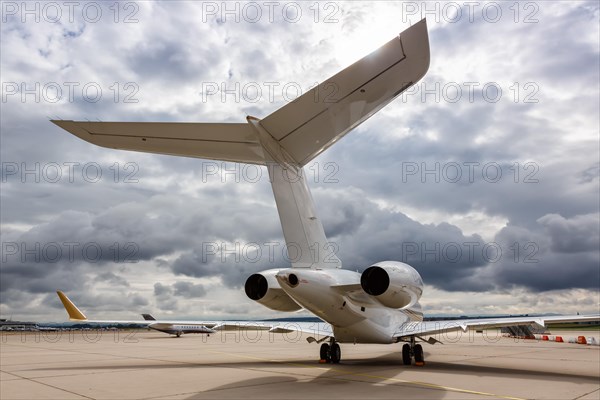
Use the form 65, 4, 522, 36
181, 351, 599, 400
184, 374, 447, 400
31, 350, 599, 385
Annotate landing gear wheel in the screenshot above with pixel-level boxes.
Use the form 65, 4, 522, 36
414, 344, 424, 366
402, 343, 411, 365
330, 343, 341, 364
320, 343, 331, 363
176, 332, 182, 338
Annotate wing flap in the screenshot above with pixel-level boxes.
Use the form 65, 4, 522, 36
210, 321, 332, 337
269, 322, 333, 337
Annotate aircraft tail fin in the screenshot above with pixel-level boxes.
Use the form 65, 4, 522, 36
56, 291, 88, 321
51, 20, 429, 168
141, 314, 156, 321
51, 21, 430, 270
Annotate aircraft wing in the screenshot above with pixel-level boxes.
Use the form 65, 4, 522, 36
51, 19, 429, 168
393, 314, 600, 339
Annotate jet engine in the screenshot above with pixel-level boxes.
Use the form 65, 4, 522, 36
244, 269, 302, 312
360, 261, 423, 309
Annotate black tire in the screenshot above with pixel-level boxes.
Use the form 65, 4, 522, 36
414, 344, 424, 365
402, 343, 411, 365
330, 343, 341, 364
320, 343, 331, 362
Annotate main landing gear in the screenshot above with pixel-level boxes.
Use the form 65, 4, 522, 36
402, 336, 424, 366
319, 338, 341, 364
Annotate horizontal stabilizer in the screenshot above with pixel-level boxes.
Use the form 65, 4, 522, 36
51, 121, 266, 165
261, 19, 430, 165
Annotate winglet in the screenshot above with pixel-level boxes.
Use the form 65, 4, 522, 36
56, 291, 87, 320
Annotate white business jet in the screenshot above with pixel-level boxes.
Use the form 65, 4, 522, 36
52, 20, 599, 365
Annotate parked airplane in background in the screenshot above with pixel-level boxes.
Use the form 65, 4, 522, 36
52, 20, 599, 365
57, 291, 215, 337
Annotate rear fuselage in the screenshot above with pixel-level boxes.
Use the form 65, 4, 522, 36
275, 268, 423, 344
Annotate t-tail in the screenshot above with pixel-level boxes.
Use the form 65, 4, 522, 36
51, 20, 431, 270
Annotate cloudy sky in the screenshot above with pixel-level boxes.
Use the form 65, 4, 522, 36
1, 1, 598, 322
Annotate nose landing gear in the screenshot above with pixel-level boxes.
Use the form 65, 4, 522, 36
402, 336, 424, 366
319, 338, 341, 364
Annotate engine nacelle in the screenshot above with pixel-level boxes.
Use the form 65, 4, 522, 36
244, 269, 302, 312
360, 261, 423, 309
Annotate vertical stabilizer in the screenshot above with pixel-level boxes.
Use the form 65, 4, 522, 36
56, 291, 88, 320
247, 117, 342, 269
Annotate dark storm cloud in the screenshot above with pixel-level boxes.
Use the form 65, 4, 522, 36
155, 281, 206, 299
153, 280, 208, 311
171, 244, 289, 289
486, 245, 600, 293
316, 187, 599, 293
1, 164, 282, 309
315, 188, 490, 291
321, 100, 599, 229
40, 288, 149, 318
153, 282, 178, 311
154, 282, 170, 296
0, 262, 88, 295
130, 293, 149, 307
537, 213, 600, 253
3, 208, 179, 264
461, 214, 600, 292
167, 186, 491, 292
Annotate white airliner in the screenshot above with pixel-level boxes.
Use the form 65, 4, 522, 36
52, 20, 599, 365
57, 291, 216, 337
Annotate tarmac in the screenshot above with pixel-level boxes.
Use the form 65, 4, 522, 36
1, 329, 599, 400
